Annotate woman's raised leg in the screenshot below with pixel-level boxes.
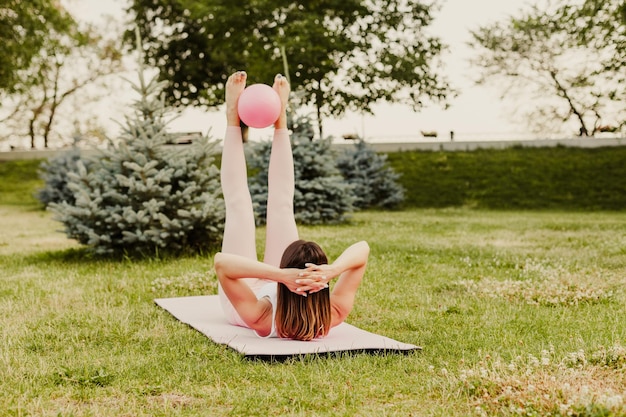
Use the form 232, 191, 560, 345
263, 74, 298, 267
219, 72, 259, 325
221, 72, 256, 260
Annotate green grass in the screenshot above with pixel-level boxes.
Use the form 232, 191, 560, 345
1, 154, 626, 415
1, 206, 625, 416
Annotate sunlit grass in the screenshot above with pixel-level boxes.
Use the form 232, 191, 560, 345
1, 207, 625, 416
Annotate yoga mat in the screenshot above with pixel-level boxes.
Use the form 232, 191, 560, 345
155, 295, 420, 359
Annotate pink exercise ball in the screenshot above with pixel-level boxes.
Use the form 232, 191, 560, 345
237, 84, 281, 128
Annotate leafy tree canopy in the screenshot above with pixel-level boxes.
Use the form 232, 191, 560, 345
572, 0, 626, 72
1, 16, 125, 149
469, 0, 625, 136
0, 0, 76, 93
128, 0, 452, 130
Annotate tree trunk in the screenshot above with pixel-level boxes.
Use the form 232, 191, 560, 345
316, 104, 323, 140
29, 118, 36, 149
315, 90, 324, 140
43, 63, 62, 148
240, 121, 249, 143
29, 101, 47, 149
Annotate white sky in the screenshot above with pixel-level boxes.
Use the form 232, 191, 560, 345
66, 0, 537, 142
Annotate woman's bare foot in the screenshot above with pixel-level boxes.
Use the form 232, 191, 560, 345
273, 74, 290, 129
225, 71, 247, 126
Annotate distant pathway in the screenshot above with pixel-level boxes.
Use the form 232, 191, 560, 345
1, 137, 624, 161
334, 136, 625, 152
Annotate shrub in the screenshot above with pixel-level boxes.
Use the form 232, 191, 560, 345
386, 146, 626, 210
49, 67, 224, 256
36, 140, 93, 207
247, 114, 355, 225
336, 139, 405, 209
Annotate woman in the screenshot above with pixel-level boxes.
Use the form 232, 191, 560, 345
214, 71, 369, 340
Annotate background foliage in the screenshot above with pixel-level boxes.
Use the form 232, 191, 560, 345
0, 0, 75, 94
469, 0, 625, 136
47, 65, 224, 256
36, 142, 92, 207
1, 1, 124, 149
246, 113, 405, 225
128, 0, 451, 136
336, 139, 405, 209
16, 144, 626, 215
387, 145, 626, 210
247, 137, 356, 226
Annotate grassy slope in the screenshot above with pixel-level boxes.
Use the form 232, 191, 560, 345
387, 146, 626, 210
0, 159, 43, 208
4, 145, 626, 211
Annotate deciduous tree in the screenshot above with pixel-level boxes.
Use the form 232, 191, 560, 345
469, 0, 625, 136
1, 20, 124, 148
128, 0, 452, 136
0, 0, 75, 94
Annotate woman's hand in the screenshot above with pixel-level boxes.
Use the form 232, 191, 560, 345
294, 263, 338, 294
281, 266, 330, 296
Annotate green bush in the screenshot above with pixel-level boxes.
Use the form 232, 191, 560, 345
247, 136, 356, 225
387, 146, 626, 210
48, 70, 224, 256
4, 144, 626, 213
36, 145, 93, 207
336, 139, 404, 209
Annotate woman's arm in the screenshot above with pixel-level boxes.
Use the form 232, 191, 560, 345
297, 241, 370, 326
329, 241, 369, 325
214, 252, 308, 328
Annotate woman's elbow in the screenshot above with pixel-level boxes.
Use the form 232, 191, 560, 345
331, 302, 353, 327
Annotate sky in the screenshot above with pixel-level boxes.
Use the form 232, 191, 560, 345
67, 0, 537, 143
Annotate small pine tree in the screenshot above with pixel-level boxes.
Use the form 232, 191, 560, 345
248, 114, 355, 225
336, 139, 405, 209
36, 136, 93, 207
49, 60, 224, 256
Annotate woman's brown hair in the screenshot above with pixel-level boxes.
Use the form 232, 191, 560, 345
276, 240, 331, 341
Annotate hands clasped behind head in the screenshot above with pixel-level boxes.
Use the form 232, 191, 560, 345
292, 263, 330, 295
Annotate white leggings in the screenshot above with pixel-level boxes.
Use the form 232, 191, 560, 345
218, 126, 298, 325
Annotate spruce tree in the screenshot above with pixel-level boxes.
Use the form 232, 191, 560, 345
49, 62, 224, 256
36, 136, 93, 207
336, 139, 405, 209
248, 114, 355, 225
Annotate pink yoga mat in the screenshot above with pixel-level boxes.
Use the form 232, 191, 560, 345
155, 295, 420, 358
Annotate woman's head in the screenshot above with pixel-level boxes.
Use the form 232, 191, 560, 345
276, 240, 331, 341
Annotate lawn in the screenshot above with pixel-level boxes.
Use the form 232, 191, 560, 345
1, 203, 625, 416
